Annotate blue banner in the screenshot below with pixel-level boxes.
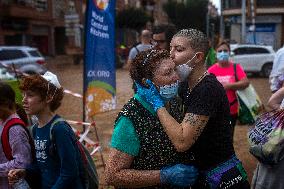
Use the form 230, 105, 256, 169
84, 0, 116, 119
246, 24, 276, 47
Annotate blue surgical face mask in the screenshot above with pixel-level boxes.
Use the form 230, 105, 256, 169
217, 51, 230, 62
159, 81, 179, 101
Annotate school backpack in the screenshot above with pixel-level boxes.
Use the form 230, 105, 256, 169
48, 118, 99, 189
1, 117, 40, 189
1, 118, 36, 160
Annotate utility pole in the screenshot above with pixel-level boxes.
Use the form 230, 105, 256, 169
241, 0, 246, 43
220, 0, 224, 40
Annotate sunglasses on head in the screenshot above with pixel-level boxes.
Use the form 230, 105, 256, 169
142, 50, 156, 66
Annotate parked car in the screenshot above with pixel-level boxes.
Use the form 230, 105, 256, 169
0, 46, 47, 75
230, 44, 275, 77
0, 67, 15, 80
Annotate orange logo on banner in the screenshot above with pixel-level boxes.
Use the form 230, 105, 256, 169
93, 0, 109, 11
85, 81, 116, 119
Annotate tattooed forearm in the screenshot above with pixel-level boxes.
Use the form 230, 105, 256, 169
183, 113, 208, 143
184, 113, 208, 127
157, 108, 209, 151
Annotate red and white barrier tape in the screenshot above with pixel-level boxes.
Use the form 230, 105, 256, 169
0, 62, 29, 76
67, 120, 100, 156
67, 120, 96, 127
71, 125, 100, 156
64, 89, 83, 98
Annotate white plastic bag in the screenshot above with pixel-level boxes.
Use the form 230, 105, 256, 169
236, 84, 264, 124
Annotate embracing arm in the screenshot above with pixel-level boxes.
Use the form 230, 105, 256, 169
105, 148, 160, 188
105, 116, 160, 188
157, 108, 208, 152
105, 117, 198, 188
135, 79, 210, 152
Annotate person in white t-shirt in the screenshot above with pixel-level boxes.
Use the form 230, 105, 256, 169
269, 45, 284, 93
124, 29, 153, 69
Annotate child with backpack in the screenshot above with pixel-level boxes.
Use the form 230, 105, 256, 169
0, 82, 33, 188
8, 72, 87, 189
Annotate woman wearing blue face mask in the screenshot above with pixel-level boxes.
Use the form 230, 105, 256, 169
105, 49, 198, 188
208, 41, 249, 133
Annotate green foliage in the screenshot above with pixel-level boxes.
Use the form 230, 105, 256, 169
116, 8, 152, 31
163, 0, 209, 32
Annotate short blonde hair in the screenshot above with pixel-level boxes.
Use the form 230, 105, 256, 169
174, 28, 209, 57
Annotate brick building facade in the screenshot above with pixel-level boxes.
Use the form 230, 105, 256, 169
0, 0, 84, 56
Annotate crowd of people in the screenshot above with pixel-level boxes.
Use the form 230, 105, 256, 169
1, 24, 284, 189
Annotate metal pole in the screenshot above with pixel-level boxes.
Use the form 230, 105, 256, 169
211, 23, 215, 43
241, 0, 246, 44
206, 2, 211, 38
251, 0, 256, 44
220, 0, 224, 40
206, 11, 210, 38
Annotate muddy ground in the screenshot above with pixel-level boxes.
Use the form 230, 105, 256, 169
47, 56, 271, 188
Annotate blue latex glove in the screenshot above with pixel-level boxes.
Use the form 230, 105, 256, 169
135, 79, 165, 112
160, 164, 198, 187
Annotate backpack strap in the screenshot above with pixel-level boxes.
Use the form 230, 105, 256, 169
1, 118, 26, 160
134, 46, 140, 54
48, 117, 99, 188
49, 118, 65, 141
229, 63, 240, 107
233, 63, 239, 81
48, 117, 70, 158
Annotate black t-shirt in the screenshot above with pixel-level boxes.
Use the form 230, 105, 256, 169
179, 73, 235, 171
